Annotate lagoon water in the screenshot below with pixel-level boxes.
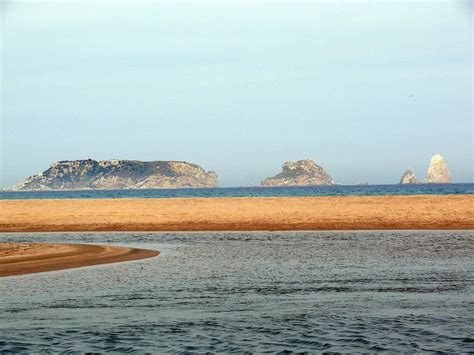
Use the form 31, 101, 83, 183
1, 231, 473, 352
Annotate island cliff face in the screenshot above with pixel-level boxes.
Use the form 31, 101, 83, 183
424, 154, 451, 183
12, 159, 218, 190
400, 169, 418, 184
261, 159, 335, 186
399, 154, 452, 184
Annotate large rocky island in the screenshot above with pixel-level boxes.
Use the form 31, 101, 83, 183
12, 159, 218, 190
261, 159, 336, 186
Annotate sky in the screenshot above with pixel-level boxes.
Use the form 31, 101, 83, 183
1, 0, 472, 187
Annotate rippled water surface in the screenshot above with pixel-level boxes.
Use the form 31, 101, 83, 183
1, 183, 473, 199
1, 231, 473, 352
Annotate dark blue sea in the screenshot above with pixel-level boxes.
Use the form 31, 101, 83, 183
1, 183, 472, 199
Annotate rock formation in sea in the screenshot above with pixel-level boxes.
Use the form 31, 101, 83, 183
260, 159, 336, 186
424, 154, 451, 183
400, 168, 418, 184
12, 159, 218, 190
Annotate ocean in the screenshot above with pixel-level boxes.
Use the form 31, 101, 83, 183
1, 183, 473, 200
0, 231, 473, 352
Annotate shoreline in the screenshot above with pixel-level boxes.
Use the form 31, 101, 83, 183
0, 242, 159, 277
0, 195, 472, 232
4, 228, 474, 235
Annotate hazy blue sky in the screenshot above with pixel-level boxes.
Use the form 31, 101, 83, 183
1, 1, 472, 187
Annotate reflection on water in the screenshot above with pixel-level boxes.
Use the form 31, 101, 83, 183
0, 231, 473, 352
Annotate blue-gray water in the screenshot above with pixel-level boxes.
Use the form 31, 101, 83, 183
1, 231, 473, 352
1, 183, 473, 200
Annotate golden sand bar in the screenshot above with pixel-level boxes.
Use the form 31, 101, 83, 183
0, 195, 472, 232
0, 242, 159, 277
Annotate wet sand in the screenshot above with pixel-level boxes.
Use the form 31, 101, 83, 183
0, 195, 472, 231
0, 242, 159, 277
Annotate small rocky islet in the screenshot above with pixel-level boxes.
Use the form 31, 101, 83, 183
260, 159, 335, 187
400, 154, 451, 184
400, 169, 418, 184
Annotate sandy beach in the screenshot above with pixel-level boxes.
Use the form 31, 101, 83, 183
1, 195, 472, 232
0, 242, 159, 277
